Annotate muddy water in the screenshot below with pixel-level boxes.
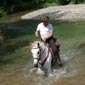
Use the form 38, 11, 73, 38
0, 51, 85, 85
0, 19, 85, 85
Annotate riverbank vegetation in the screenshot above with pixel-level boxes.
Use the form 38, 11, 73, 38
0, 0, 85, 17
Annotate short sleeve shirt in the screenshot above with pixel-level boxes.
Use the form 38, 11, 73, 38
37, 22, 53, 39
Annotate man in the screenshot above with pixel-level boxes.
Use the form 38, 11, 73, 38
35, 16, 62, 66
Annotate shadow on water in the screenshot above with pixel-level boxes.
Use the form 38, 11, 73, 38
0, 20, 39, 72
0, 20, 39, 55
76, 43, 85, 54
77, 43, 85, 49
7, 20, 38, 38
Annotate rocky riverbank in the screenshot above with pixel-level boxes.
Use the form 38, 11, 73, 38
21, 4, 85, 21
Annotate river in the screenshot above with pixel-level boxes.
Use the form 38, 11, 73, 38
0, 18, 85, 85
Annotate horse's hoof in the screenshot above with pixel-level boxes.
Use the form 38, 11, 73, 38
36, 68, 45, 76
29, 68, 37, 73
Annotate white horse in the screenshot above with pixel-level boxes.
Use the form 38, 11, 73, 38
31, 41, 52, 75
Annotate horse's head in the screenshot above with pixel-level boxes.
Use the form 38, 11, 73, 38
31, 42, 41, 67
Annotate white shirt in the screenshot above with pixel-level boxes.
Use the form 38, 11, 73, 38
37, 22, 53, 39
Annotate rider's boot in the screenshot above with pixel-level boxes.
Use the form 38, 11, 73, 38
55, 52, 63, 67
56, 46, 60, 52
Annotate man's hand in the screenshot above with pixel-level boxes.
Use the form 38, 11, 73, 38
43, 32, 53, 42
35, 30, 39, 37
42, 37, 47, 42
35, 34, 39, 37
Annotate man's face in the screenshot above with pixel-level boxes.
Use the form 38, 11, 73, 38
43, 20, 48, 26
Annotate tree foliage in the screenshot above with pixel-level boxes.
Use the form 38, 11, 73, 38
0, 0, 85, 16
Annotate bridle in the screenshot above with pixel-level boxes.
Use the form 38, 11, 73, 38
32, 47, 40, 60
32, 46, 45, 60
32, 45, 50, 67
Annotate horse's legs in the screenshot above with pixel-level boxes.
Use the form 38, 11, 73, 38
45, 54, 52, 74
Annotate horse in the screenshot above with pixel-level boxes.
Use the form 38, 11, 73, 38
30, 41, 52, 75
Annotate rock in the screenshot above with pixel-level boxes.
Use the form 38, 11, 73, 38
21, 4, 85, 21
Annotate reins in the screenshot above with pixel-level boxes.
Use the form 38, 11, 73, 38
38, 46, 50, 67
41, 48, 50, 67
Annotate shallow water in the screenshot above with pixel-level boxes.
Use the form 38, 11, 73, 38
23, 51, 80, 85
0, 19, 85, 85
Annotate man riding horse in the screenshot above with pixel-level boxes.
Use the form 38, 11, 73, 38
35, 16, 62, 67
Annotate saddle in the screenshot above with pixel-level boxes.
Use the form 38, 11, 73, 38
45, 43, 59, 56
45, 43, 55, 59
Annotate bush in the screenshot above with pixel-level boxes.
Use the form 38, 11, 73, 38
69, 0, 85, 4
0, 7, 7, 17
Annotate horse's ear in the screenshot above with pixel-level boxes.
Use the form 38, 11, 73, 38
29, 41, 34, 45
37, 42, 40, 47
29, 41, 33, 48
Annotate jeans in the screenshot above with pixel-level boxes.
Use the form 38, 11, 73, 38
46, 38, 61, 62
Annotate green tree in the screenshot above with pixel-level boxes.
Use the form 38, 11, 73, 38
0, 0, 85, 17
69, 0, 84, 4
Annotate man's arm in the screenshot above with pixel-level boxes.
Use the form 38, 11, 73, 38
42, 31, 53, 42
47, 31, 53, 39
35, 30, 40, 37
44, 23, 53, 40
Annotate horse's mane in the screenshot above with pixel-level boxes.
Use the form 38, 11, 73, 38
33, 41, 45, 46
